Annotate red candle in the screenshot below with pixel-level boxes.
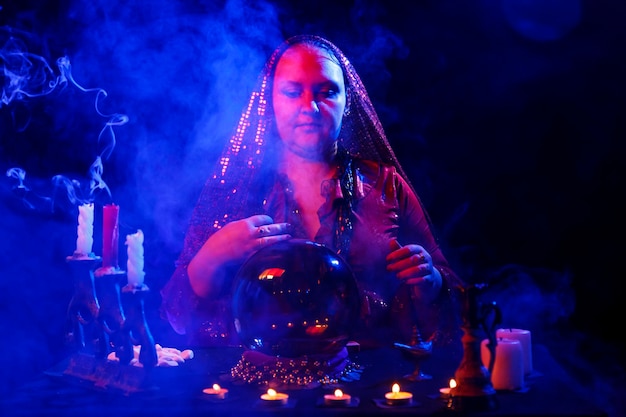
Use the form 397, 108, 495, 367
102, 204, 120, 268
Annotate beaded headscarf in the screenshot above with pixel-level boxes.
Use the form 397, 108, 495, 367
178, 34, 421, 265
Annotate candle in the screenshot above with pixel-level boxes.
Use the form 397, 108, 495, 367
102, 204, 120, 268
497, 328, 533, 375
323, 388, 351, 406
125, 229, 145, 287
260, 388, 289, 405
481, 338, 524, 391
385, 383, 413, 406
202, 383, 228, 400
75, 203, 94, 256
439, 378, 457, 399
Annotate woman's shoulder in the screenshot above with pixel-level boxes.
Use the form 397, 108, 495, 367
352, 158, 403, 200
353, 158, 397, 182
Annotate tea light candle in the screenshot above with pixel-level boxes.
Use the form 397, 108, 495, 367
260, 388, 289, 405
497, 328, 533, 374
75, 203, 94, 256
324, 388, 351, 406
125, 229, 145, 287
439, 378, 457, 399
202, 383, 228, 399
385, 383, 413, 406
481, 338, 524, 391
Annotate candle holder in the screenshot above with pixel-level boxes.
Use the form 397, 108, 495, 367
94, 267, 134, 363
121, 283, 157, 368
394, 324, 433, 381
64, 255, 105, 356
447, 283, 501, 412
61, 264, 160, 393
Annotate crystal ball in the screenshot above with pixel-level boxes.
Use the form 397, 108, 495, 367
232, 239, 361, 357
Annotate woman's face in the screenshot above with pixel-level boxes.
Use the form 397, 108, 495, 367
272, 44, 346, 160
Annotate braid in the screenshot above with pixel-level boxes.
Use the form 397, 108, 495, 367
334, 149, 354, 255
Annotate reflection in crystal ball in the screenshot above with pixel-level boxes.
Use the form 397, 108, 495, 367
232, 239, 361, 357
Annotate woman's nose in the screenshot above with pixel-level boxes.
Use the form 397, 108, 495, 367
308, 100, 320, 113
301, 92, 320, 113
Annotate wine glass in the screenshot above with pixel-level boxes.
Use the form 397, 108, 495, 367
394, 324, 433, 381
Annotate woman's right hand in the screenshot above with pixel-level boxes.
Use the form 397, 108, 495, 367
187, 215, 292, 298
207, 214, 292, 263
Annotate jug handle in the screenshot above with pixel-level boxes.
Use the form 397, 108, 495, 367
480, 301, 502, 375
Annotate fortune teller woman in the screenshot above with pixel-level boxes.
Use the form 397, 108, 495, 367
160, 34, 463, 349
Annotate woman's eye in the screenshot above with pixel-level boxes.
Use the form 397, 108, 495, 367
318, 90, 337, 99
284, 90, 301, 98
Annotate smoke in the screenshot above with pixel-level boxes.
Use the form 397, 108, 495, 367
0, 0, 417, 289
1, 0, 288, 248
0, 0, 290, 394
1, 28, 57, 108
57, 0, 291, 254
480, 263, 576, 331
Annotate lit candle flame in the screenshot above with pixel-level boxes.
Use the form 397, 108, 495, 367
392, 383, 400, 394
334, 389, 343, 398
267, 388, 277, 397
213, 383, 221, 391
449, 379, 457, 389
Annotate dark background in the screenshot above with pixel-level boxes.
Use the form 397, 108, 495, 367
1, 0, 624, 412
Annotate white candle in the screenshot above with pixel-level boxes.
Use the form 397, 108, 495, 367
260, 388, 289, 405
125, 229, 145, 286
384, 383, 413, 406
481, 338, 524, 391
75, 203, 94, 256
202, 383, 228, 399
497, 328, 533, 374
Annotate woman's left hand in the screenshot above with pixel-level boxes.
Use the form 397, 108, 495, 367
386, 239, 442, 303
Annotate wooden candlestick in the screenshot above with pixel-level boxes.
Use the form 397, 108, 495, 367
448, 283, 500, 412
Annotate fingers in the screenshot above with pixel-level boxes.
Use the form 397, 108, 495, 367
245, 215, 292, 240
255, 222, 292, 237
248, 214, 274, 227
396, 263, 429, 280
249, 216, 292, 250
386, 240, 433, 285
389, 238, 402, 251
387, 246, 429, 271
386, 240, 425, 263
257, 233, 292, 250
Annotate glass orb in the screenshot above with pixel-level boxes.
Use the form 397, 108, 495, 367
232, 239, 361, 357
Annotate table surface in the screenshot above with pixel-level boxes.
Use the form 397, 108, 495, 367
0, 340, 608, 417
